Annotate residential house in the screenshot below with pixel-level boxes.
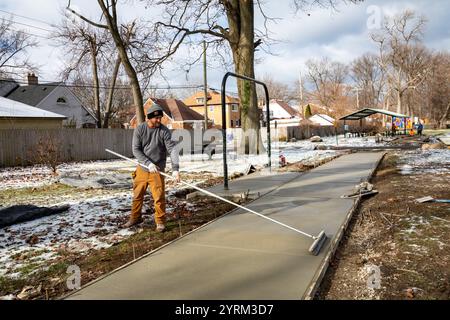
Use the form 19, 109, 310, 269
129, 98, 205, 130
0, 96, 66, 129
309, 114, 335, 126
262, 99, 300, 120
260, 99, 301, 127
2, 74, 96, 128
114, 105, 136, 129
183, 90, 241, 128
302, 103, 334, 117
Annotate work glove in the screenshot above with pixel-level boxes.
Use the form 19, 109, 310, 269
147, 162, 158, 173
172, 171, 181, 183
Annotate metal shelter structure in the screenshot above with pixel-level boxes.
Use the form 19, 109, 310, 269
340, 108, 409, 136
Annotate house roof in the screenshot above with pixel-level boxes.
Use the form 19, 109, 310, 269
6, 82, 61, 106
150, 98, 204, 121
129, 98, 204, 127
0, 79, 20, 97
310, 114, 335, 126
340, 108, 408, 121
261, 99, 300, 118
0, 96, 66, 119
272, 100, 299, 117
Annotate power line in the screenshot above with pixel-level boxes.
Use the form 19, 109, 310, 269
0, 9, 56, 27
0, 78, 205, 91
4, 25, 51, 39
0, 16, 53, 33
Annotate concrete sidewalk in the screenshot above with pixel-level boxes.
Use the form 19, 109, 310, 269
66, 152, 384, 300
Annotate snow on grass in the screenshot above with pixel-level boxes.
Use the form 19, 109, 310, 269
0, 191, 133, 278
276, 135, 389, 149
0, 159, 135, 191
397, 149, 450, 175
0, 165, 56, 191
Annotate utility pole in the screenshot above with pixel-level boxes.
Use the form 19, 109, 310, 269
299, 71, 304, 117
203, 40, 208, 130
352, 87, 362, 109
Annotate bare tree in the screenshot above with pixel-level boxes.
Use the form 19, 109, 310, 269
371, 10, 430, 116
146, 0, 360, 154
305, 57, 348, 108
67, 0, 146, 124
0, 18, 38, 77
423, 52, 450, 128
351, 53, 385, 109
54, 12, 111, 128
256, 74, 296, 104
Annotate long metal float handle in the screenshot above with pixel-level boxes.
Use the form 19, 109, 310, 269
105, 149, 316, 240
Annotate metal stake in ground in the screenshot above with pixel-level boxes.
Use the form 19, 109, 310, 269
105, 149, 328, 255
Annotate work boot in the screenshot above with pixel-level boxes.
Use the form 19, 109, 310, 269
123, 217, 143, 228
156, 223, 165, 232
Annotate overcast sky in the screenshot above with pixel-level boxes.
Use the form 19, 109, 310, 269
0, 0, 449, 93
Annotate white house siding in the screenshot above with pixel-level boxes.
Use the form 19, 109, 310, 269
270, 102, 292, 119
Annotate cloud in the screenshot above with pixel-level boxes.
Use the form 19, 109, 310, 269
1, 0, 448, 90
253, 0, 450, 85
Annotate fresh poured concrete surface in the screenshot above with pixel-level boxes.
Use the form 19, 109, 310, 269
66, 152, 384, 300
205, 171, 302, 199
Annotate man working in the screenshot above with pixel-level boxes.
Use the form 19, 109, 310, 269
123, 104, 180, 232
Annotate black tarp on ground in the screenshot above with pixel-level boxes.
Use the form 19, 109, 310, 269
0, 205, 70, 228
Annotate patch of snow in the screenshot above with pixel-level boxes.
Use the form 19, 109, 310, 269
397, 149, 450, 175
0, 159, 135, 191
0, 191, 134, 277
0, 165, 57, 190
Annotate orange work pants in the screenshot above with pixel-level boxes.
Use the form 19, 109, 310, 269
130, 165, 166, 224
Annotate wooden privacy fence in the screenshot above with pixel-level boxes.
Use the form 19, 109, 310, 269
0, 129, 134, 167
287, 125, 343, 140
0, 125, 364, 168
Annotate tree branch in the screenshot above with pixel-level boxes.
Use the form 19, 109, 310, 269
66, 7, 108, 29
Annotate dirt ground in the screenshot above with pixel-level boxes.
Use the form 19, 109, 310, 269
317, 148, 450, 300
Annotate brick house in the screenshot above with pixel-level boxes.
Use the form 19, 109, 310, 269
183, 90, 241, 128
129, 98, 205, 130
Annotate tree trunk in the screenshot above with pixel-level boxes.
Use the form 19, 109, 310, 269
438, 102, 450, 129
90, 38, 101, 128
228, 0, 265, 155
96, 0, 145, 124
103, 55, 121, 128
396, 89, 402, 115
112, 34, 144, 124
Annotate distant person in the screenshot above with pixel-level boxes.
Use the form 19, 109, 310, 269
123, 104, 180, 232
392, 123, 397, 137
417, 122, 424, 136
